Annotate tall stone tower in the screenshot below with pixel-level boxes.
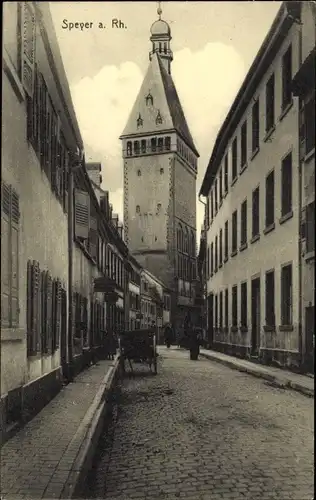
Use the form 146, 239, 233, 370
120, 5, 199, 328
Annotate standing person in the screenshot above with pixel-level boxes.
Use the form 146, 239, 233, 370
189, 325, 200, 360
106, 329, 117, 360
164, 324, 172, 348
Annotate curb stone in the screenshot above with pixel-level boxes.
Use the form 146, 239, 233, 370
47, 354, 121, 499
199, 352, 314, 398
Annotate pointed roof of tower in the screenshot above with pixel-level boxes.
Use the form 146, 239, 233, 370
120, 53, 199, 157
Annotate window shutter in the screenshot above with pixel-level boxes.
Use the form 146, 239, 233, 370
46, 273, 53, 353
1, 183, 11, 326
31, 260, 40, 354
75, 189, 90, 239
10, 189, 20, 326
89, 216, 98, 260
41, 270, 47, 353
21, 1, 36, 97
55, 279, 61, 349
27, 260, 33, 355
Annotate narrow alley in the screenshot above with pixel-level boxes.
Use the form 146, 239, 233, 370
83, 348, 314, 500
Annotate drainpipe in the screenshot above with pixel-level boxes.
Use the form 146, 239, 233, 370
198, 194, 207, 340
171, 156, 176, 326
297, 22, 303, 368
67, 149, 84, 383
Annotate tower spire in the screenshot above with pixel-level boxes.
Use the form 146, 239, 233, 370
157, 1, 162, 20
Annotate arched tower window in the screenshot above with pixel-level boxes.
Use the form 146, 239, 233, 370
137, 169, 141, 176
160, 167, 164, 175
165, 136, 171, 150
164, 42, 167, 54
136, 205, 140, 213
141, 140, 147, 154
158, 137, 163, 151
156, 111, 163, 125
145, 92, 153, 106
191, 230, 195, 256
134, 141, 140, 155
159, 42, 162, 53
157, 203, 161, 214
137, 113, 143, 128
151, 137, 157, 152
177, 223, 182, 251
184, 227, 189, 253
127, 141, 132, 156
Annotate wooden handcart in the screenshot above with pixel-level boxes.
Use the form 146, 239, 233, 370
118, 328, 158, 376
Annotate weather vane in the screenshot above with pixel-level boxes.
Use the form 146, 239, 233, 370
157, 1, 162, 20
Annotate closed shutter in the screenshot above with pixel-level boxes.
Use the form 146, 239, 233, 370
1, 184, 10, 326
27, 261, 33, 355
21, 1, 36, 97
11, 189, 20, 326
51, 111, 58, 194
46, 273, 53, 353
30, 261, 40, 354
89, 216, 98, 260
40, 75, 47, 169
55, 279, 61, 349
75, 189, 90, 239
41, 271, 47, 353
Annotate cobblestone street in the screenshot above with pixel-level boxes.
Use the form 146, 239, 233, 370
84, 347, 314, 500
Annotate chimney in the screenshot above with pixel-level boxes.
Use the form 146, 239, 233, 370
117, 222, 123, 239
86, 162, 102, 187
100, 191, 110, 219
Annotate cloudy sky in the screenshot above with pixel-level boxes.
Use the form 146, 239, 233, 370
50, 1, 281, 238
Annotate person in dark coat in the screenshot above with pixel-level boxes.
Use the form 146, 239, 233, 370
106, 329, 117, 360
189, 326, 200, 360
164, 324, 172, 348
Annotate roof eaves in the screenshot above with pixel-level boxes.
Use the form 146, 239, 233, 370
199, 2, 294, 197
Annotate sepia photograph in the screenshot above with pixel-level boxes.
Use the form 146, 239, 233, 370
1, 1, 315, 499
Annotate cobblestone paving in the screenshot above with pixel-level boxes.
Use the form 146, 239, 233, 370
86, 347, 314, 500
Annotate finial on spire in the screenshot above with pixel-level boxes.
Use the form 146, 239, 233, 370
157, 1, 162, 19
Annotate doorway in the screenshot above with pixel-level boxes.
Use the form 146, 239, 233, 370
207, 293, 214, 348
251, 278, 260, 357
60, 288, 67, 378
305, 306, 315, 373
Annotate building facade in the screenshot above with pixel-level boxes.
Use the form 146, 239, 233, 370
140, 269, 170, 343
292, 2, 315, 373
1, 1, 83, 438
128, 256, 142, 330
120, 9, 199, 330
200, 2, 305, 370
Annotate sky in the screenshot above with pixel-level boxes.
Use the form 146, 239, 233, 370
50, 1, 282, 240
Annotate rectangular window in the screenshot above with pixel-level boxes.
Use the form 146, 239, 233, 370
266, 73, 275, 132
240, 282, 247, 327
224, 288, 229, 328
219, 169, 223, 202
1, 183, 20, 328
265, 170, 275, 228
232, 138, 238, 181
232, 285, 238, 327
224, 154, 229, 193
241, 120, 247, 168
306, 201, 315, 253
210, 191, 214, 221
281, 264, 292, 326
281, 152, 292, 217
215, 235, 218, 271
265, 270, 275, 327
305, 93, 315, 154
214, 294, 218, 328
224, 220, 229, 260
207, 246, 210, 278
232, 210, 238, 253
219, 291, 223, 329
282, 45, 292, 109
240, 200, 247, 246
252, 99, 260, 153
252, 187, 260, 237
211, 242, 214, 275
206, 197, 210, 227
219, 229, 223, 265
214, 179, 218, 213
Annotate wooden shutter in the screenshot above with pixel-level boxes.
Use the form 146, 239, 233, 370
26, 260, 33, 355
89, 216, 98, 260
51, 110, 58, 194
21, 1, 36, 97
41, 271, 47, 353
30, 260, 40, 354
55, 279, 61, 350
1, 183, 11, 326
75, 189, 90, 239
40, 75, 47, 169
46, 273, 53, 353
10, 189, 20, 326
